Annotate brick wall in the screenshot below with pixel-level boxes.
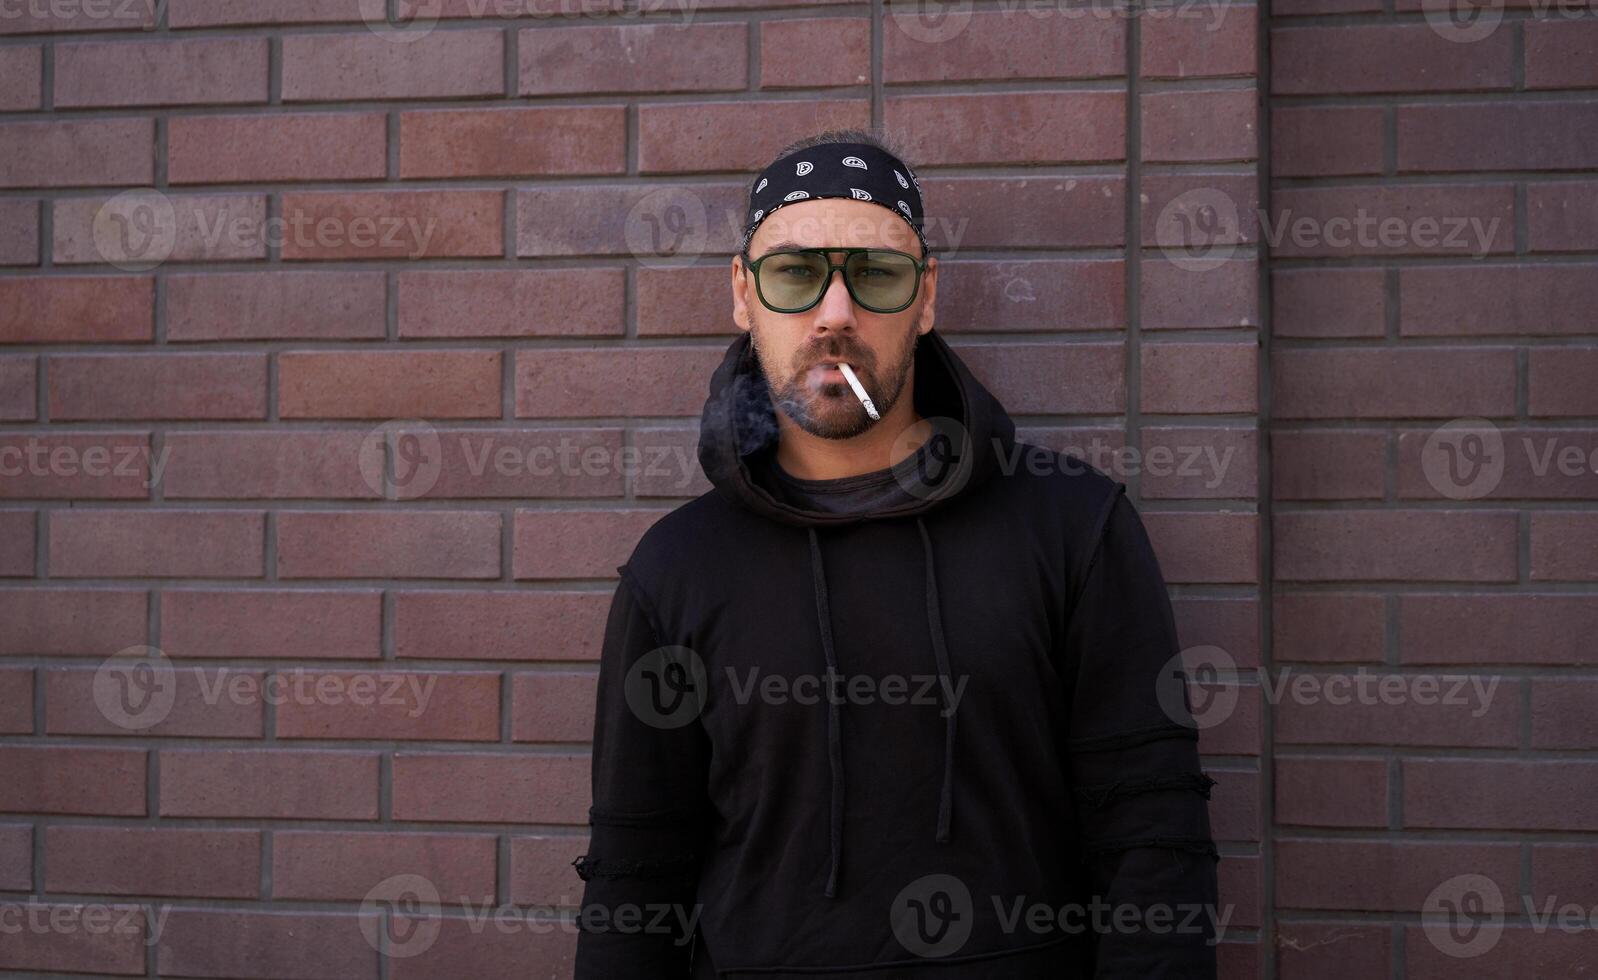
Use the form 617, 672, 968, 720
0, 0, 1588, 977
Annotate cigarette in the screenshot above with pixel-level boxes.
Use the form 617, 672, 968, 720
837, 363, 880, 421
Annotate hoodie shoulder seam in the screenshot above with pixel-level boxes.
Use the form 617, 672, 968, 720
617, 562, 670, 650
1061, 479, 1128, 623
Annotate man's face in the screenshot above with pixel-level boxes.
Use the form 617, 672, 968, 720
731, 198, 937, 440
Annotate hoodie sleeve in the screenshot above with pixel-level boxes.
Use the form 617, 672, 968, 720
1061, 487, 1221, 980
573, 566, 713, 980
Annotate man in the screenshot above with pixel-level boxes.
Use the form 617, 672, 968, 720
574, 130, 1220, 978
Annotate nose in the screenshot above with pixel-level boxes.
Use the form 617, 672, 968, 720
813, 263, 858, 328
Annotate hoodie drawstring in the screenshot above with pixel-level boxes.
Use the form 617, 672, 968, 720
806, 516, 957, 900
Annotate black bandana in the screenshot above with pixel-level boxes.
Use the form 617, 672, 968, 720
740, 142, 928, 257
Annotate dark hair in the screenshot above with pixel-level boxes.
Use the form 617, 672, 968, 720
741, 127, 928, 261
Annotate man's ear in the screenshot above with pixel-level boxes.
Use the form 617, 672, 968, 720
730, 254, 754, 334
915, 255, 936, 336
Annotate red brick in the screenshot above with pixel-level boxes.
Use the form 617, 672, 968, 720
0, 45, 41, 109
516, 180, 746, 256
1141, 258, 1256, 330
1400, 264, 1598, 336
511, 671, 595, 743
400, 105, 625, 178
1525, 19, 1598, 89
0, 746, 145, 815
280, 189, 504, 260
0, 354, 34, 418
1530, 843, 1598, 905
169, 112, 387, 184
1142, 342, 1258, 414
45, 666, 264, 738
1195, 681, 1262, 757
48, 353, 267, 421
0, 118, 153, 188
1529, 348, 1598, 416
0, 903, 147, 975
955, 342, 1127, 414
1142, 89, 1257, 163
637, 99, 871, 173
161, 750, 378, 819
0, 433, 154, 500
1403, 759, 1598, 830
1270, 267, 1386, 338
1141, 511, 1260, 584
512, 508, 667, 580
398, 269, 625, 337
162, 431, 376, 500
158, 910, 376, 980
394, 590, 611, 661
1268, 184, 1515, 258
1274, 593, 1386, 663
633, 427, 713, 498
923, 176, 1126, 250
46, 826, 259, 898
53, 192, 266, 265
0, 198, 37, 264
391, 752, 587, 823
272, 830, 497, 901
1531, 679, 1598, 749
0, 823, 29, 889
1171, 596, 1261, 669
279, 349, 503, 419
0, 276, 152, 342
509, 834, 589, 906
0, 666, 32, 732
1398, 426, 1598, 500
1528, 180, 1598, 251
891, 91, 1125, 166
1140, 7, 1254, 79
1272, 348, 1517, 419
1142, 173, 1260, 248
1405, 925, 1596, 979
161, 590, 382, 660
0, 510, 33, 577
1275, 839, 1517, 910
56, 38, 267, 107
1270, 106, 1385, 177
1209, 769, 1262, 842
1531, 512, 1598, 581
1399, 594, 1598, 665
282, 29, 504, 101
0, 0, 155, 32
399, 428, 627, 499
520, 22, 747, 95
761, 16, 869, 88
936, 259, 1126, 333
49, 510, 265, 579
167, 271, 387, 342
1274, 510, 1518, 582
638, 265, 746, 336
0, 588, 148, 656
1277, 923, 1389, 979
1138, 427, 1258, 499
885, 8, 1123, 83
1276, 670, 1518, 747
1218, 854, 1264, 930
1398, 102, 1598, 172
276, 670, 500, 741
1272, 430, 1386, 500
515, 346, 723, 417
387, 917, 575, 979
277, 510, 501, 579
1270, 24, 1513, 95
1275, 756, 1388, 827
168, 0, 366, 27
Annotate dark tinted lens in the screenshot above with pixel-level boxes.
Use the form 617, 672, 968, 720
757, 251, 830, 311
846, 250, 918, 311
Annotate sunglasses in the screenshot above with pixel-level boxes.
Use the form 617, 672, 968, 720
742, 246, 929, 315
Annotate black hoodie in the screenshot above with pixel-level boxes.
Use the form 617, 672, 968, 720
574, 328, 1221, 979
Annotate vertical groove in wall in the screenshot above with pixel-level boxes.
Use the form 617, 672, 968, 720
1123, 0, 1144, 506
1256, 0, 1277, 974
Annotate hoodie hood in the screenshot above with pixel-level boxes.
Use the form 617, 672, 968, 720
695, 328, 1018, 899
697, 327, 1017, 527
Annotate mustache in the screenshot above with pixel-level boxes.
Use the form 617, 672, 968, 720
797, 343, 872, 374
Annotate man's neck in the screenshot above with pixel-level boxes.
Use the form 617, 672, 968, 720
773, 380, 930, 481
